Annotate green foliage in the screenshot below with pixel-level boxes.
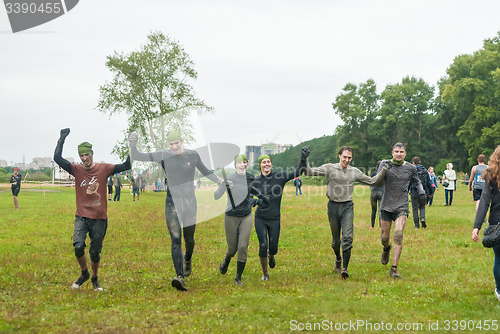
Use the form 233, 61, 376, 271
97, 31, 213, 160
439, 32, 500, 167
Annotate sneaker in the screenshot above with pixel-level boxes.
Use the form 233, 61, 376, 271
421, 220, 427, 229
341, 268, 349, 279
219, 258, 229, 275
92, 277, 103, 291
235, 277, 243, 286
183, 254, 192, 277
171, 276, 188, 291
495, 289, 500, 302
334, 260, 341, 274
381, 244, 391, 265
71, 270, 90, 289
268, 254, 276, 269
261, 274, 269, 281
390, 266, 400, 279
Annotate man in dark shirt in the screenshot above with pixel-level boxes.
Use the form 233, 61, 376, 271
10, 168, 22, 209
54, 128, 131, 291
128, 130, 224, 291
378, 143, 425, 279
409, 157, 432, 229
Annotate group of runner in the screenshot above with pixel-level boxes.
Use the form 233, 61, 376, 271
49, 127, 498, 301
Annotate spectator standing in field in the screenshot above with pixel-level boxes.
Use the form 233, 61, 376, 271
215, 154, 269, 286
107, 176, 114, 201
370, 161, 383, 230
252, 146, 310, 281
471, 145, 500, 303
427, 167, 438, 207
409, 157, 432, 229
293, 176, 302, 196
378, 143, 425, 278
10, 168, 22, 209
128, 130, 223, 291
306, 147, 390, 278
141, 177, 146, 193
469, 154, 488, 212
197, 178, 202, 189
113, 173, 122, 201
443, 163, 456, 206
54, 128, 131, 291
127, 172, 140, 202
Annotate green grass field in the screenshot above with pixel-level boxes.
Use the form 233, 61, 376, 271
0, 182, 499, 333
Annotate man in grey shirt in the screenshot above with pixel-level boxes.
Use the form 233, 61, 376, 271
469, 154, 487, 212
306, 146, 391, 279
378, 143, 425, 278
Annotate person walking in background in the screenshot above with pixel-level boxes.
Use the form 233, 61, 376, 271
127, 172, 140, 202
141, 177, 146, 193
10, 168, 22, 209
128, 130, 223, 291
293, 176, 302, 196
252, 146, 310, 281
306, 147, 391, 279
443, 163, 456, 206
107, 176, 114, 201
370, 161, 383, 230
215, 154, 269, 286
428, 167, 438, 207
54, 128, 131, 291
113, 173, 122, 201
471, 145, 500, 303
378, 143, 425, 279
469, 154, 488, 212
409, 157, 432, 229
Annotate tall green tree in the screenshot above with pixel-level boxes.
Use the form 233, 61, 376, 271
97, 31, 213, 161
439, 32, 500, 167
332, 79, 380, 169
375, 76, 436, 164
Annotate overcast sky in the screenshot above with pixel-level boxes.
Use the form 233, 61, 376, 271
1, 0, 500, 165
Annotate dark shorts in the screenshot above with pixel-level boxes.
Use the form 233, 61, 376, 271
473, 188, 483, 201
107, 185, 113, 194
132, 187, 140, 195
73, 215, 108, 254
380, 210, 408, 222
11, 186, 20, 197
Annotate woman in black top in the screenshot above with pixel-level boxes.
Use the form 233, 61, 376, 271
252, 146, 309, 281
472, 145, 500, 303
214, 154, 268, 286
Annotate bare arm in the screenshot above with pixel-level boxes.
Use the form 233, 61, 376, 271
469, 166, 476, 190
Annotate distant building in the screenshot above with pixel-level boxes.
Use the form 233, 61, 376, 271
0, 160, 6, 168
245, 143, 292, 166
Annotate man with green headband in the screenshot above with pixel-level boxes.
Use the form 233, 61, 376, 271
377, 143, 425, 279
54, 128, 131, 291
128, 129, 224, 291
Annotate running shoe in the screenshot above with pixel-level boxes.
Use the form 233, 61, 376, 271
71, 270, 90, 289
341, 268, 349, 279
219, 258, 229, 275
183, 254, 192, 277
92, 277, 103, 291
261, 274, 269, 281
171, 276, 188, 291
381, 244, 391, 265
334, 260, 342, 274
268, 254, 276, 269
390, 266, 400, 279
495, 289, 500, 302
235, 277, 243, 286
421, 220, 427, 228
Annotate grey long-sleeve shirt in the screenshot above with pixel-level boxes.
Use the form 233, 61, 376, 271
306, 160, 388, 202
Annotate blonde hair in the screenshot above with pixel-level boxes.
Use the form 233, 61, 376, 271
482, 145, 500, 189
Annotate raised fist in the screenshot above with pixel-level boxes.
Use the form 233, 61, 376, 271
128, 132, 139, 145
301, 145, 310, 160
60, 128, 70, 138
382, 160, 393, 170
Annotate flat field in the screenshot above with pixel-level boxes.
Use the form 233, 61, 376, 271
0, 182, 498, 333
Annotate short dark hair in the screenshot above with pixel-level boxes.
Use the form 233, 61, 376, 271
412, 156, 421, 164
338, 146, 354, 156
478, 154, 485, 163
392, 142, 406, 151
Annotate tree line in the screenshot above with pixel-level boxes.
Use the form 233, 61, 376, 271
271, 32, 500, 176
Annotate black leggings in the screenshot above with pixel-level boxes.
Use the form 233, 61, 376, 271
254, 216, 280, 258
